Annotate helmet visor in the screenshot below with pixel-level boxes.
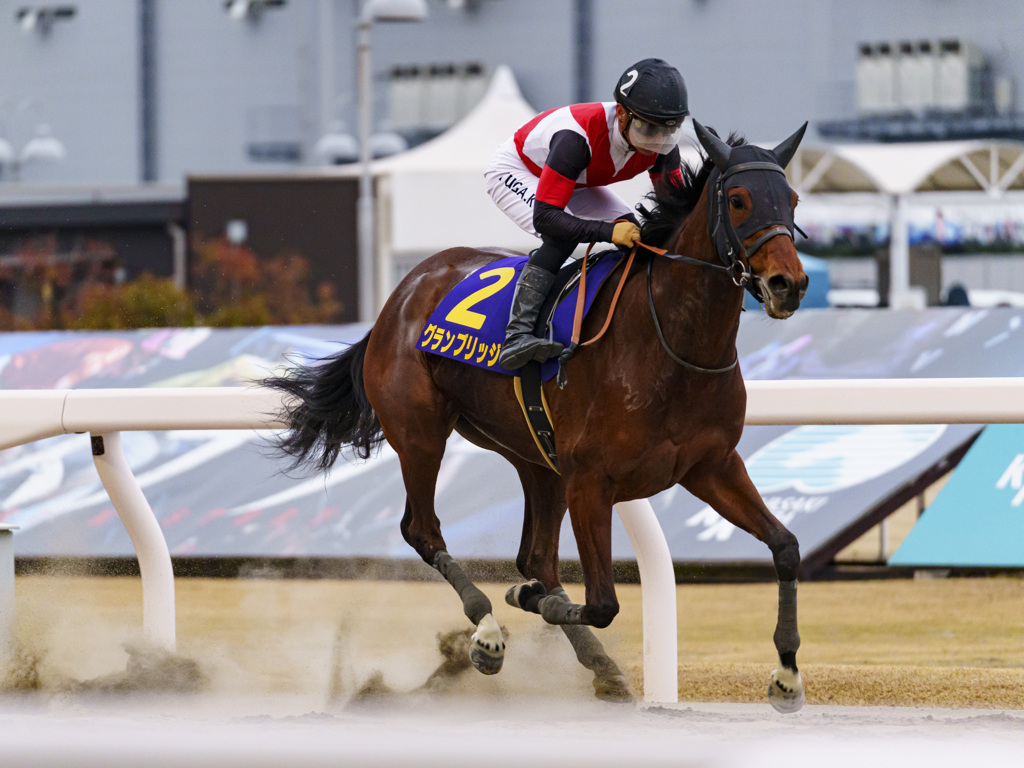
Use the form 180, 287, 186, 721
627, 115, 683, 154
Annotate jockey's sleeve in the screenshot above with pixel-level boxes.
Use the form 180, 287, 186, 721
532, 130, 616, 244
650, 145, 684, 189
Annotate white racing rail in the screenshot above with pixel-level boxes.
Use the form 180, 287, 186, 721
1, 378, 1023, 704
0, 388, 285, 661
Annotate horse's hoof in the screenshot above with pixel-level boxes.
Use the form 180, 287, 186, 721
505, 579, 546, 611
767, 667, 805, 713
469, 613, 505, 675
593, 673, 633, 703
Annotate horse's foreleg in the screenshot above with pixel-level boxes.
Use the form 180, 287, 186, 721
766, 528, 803, 713
682, 452, 804, 713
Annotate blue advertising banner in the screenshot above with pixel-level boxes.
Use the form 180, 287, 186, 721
890, 424, 1024, 568
1, 306, 1020, 564
651, 423, 976, 564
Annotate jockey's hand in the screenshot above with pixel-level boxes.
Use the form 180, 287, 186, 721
611, 221, 641, 248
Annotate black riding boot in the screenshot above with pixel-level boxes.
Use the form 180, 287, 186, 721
498, 263, 564, 370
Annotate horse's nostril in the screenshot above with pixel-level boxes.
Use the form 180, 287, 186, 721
767, 274, 793, 295
800, 274, 810, 292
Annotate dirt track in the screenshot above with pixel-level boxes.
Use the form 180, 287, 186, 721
2, 697, 1024, 768
4, 574, 1023, 709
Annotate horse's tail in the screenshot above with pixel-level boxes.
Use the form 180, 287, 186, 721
263, 330, 384, 473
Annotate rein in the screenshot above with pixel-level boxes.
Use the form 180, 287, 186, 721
558, 237, 738, 386
558, 155, 803, 384
557, 241, 637, 387
638, 240, 739, 374
568, 242, 637, 349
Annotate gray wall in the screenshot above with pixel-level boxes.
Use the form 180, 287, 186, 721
156, 0, 321, 178
591, 0, 1024, 142
0, 0, 139, 183
2, 0, 1024, 185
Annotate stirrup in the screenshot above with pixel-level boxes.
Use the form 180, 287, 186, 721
499, 334, 563, 369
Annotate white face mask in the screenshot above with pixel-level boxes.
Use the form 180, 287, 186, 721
627, 115, 683, 155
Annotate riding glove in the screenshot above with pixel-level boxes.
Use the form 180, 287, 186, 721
611, 221, 641, 247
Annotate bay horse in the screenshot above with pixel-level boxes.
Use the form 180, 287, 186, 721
264, 121, 810, 711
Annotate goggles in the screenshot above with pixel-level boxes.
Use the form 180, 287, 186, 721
626, 113, 683, 154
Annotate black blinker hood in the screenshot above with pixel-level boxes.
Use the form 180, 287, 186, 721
706, 144, 796, 303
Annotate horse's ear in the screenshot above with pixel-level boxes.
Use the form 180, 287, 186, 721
772, 122, 808, 169
693, 120, 731, 169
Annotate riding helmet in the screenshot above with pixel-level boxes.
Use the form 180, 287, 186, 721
614, 59, 689, 127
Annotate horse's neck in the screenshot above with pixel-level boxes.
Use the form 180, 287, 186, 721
650, 201, 744, 370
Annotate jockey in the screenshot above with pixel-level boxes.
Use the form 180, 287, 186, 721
485, 58, 689, 370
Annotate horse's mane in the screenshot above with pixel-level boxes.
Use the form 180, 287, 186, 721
639, 132, 747, 249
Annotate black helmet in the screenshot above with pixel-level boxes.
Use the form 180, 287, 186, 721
614, 59, 688, 127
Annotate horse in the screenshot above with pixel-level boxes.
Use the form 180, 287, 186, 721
264, 121, 810, 711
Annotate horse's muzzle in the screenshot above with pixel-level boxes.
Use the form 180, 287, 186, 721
759, 272, 808, 318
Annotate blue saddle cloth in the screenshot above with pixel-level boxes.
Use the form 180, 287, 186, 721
418, 252, 624, 381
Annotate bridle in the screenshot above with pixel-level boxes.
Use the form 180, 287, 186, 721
705, 157, 800, 305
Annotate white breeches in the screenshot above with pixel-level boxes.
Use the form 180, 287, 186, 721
484, 138, 632, 239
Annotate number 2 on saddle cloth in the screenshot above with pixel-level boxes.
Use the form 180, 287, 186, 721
417, 246, 635, 382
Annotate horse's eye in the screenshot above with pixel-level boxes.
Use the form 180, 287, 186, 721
729, 196, 744, 210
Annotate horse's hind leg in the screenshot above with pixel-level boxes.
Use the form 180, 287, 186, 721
397, 481, 505, 674
506, 462, 632, 702
370, 375, 504, 675
682, 451, 804, 713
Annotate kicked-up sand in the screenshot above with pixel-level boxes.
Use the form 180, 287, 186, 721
2, 573, 1023, 709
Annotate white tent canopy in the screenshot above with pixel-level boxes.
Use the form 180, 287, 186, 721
790, 140, 1024, 196
785, 139, 1024, 307
372, 65, 535, 174
381, 64, 541, 258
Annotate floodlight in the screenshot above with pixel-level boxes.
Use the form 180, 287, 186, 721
363, 0, 427, 24
315, 131, 359, 165
15, 5, 76, 35
19, 125, 66, 162
224, 0, 286, 22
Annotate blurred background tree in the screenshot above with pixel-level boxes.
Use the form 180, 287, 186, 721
0, 236, 342, 330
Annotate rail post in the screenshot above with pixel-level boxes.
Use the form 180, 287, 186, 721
0, 525, 16, 676
615, 499, 678, 703
89, 432, 176, 651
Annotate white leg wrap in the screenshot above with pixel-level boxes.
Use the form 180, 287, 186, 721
768, 665, 805, 714
469, 613, 505, 675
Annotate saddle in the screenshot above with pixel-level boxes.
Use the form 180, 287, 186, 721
419, 246, 638, 473
418, 249, 627, 378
